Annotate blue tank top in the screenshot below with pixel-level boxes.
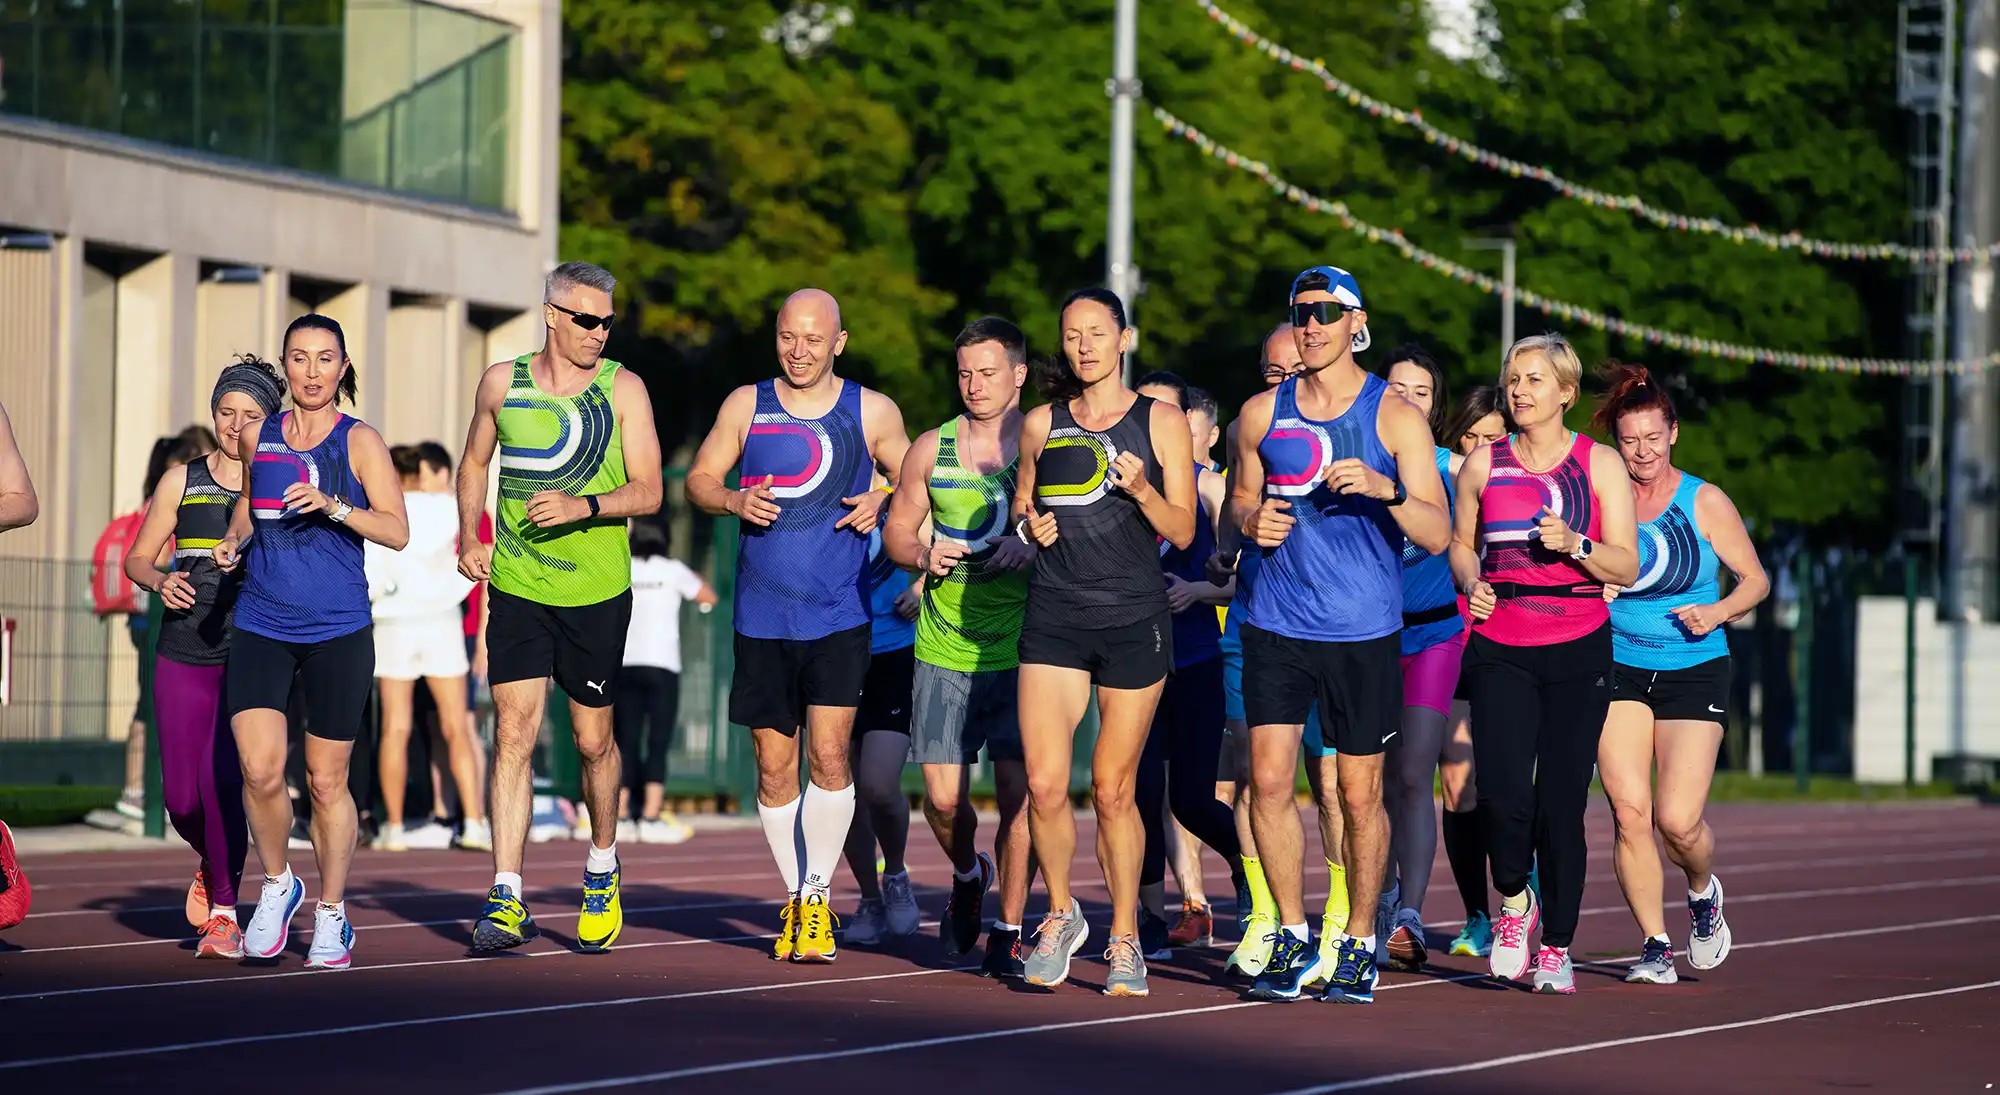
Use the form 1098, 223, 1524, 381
234, 413, 372, 643
1162, 464, 1221, 668
1237, 373, 1403, 643
865, 528, 915, 654
1400, 446, 1465, 655
735, 378, 874, 641
1612, 472, 1727, 670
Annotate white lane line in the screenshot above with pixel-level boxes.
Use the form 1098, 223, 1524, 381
489, 925, 2000, 1095
1263, 979, 2000, 1092
0, 965, 976, 1071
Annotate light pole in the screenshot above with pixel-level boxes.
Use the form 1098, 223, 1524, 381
1108, 0, 1140, 381
1464, 237, 1516, 363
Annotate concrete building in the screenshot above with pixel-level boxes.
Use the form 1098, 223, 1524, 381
0, 0, 560, 755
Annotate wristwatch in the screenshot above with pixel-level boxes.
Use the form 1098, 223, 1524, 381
1016, 517, 1033, 546
1385, 479, 1407, 507
329, 496, 353, 524
586, 494, 601, 518
1570, 535, 1594, 562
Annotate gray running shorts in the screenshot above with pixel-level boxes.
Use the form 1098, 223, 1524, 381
909, 660, 1023, 765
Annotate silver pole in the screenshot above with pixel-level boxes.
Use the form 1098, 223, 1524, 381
1949, 0, 1995, 622
1108, 0, 1139, 381
1465, 237, 1517, 365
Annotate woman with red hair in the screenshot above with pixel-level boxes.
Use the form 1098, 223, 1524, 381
1593, 363, 1768, 986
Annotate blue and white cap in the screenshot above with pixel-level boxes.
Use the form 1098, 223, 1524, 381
1289, 265, 1370, 352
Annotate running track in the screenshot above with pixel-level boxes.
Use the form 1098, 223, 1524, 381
1, 801, 1994, 1093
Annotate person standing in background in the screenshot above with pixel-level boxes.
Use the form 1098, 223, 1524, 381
617, 521, 717, 844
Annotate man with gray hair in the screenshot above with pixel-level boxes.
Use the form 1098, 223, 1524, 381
456, 260, 664, 956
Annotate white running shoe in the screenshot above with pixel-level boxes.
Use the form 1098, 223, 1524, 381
305, 905, 354, 970
1687, 874, 1732, 970
371, 824, 408, 852
243, 873, 304, 959
400, 821, 456, 850
638, 817, 693, 845
882, 871, 921, 937
1490, 886, 1540, 982
458, 818, 493, 852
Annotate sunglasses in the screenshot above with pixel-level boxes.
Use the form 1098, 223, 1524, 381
549, 301, 616, 331
1289, 301, 1356, 328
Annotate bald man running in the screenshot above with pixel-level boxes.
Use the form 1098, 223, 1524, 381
688, 288, 911, 964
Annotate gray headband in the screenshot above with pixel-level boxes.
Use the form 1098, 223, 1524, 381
211, 362, 284, 417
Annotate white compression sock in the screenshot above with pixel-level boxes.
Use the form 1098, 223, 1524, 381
494, 871, 524, 896
1282, 921, 1310, 942
757, 797, 803, 895
799, 782, 857, 899
586, 842, 618, 875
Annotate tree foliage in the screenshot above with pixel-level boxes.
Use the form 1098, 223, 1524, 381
562, 0, 1910, 539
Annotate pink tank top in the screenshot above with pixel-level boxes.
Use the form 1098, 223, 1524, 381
1474, 432, 1607, 647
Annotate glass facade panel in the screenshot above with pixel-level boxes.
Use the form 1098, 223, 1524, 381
0, 0, 514, 211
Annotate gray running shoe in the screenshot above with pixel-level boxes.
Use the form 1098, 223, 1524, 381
845, 899, 886, 946
882, 872, 921, 937
1531, 945, 1575, 995
1625, 937, 1678, 984
1687, 874, 1732, 970
1102, 934, 1150, 997
1023, 903, 1090, 988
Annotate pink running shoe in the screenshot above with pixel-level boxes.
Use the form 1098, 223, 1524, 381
1532, 945, 1575, 994
1489, 885, 1540, 981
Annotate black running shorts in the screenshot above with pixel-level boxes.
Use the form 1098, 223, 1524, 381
1016, 610, 1172, 691
226, 626, 375, 743
728, 622, 872, 734
1610, 656, 1731, 723
1239, 624, 1401, 758
486, 588, 633, 709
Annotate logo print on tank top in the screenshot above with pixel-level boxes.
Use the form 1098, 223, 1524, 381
931, 477, 1009, 556
1036, 426, 1119, 507
1481, 442, 1595, 575
745, 413, 833, 500
1630, 504, 1702, 597
251, 444, 320, 521
1262, 419, 1336, 497
499, 382, 616, 497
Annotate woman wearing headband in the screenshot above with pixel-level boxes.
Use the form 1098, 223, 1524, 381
124, 358, 284, 958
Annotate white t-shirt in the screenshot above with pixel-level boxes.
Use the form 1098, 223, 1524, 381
366, 492, 474, 622
624, 556, 706, 672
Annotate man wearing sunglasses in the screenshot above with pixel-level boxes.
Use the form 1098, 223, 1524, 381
457, 260, 665, 957
1227, 265, 1451, 1004
686, 287, 912, 965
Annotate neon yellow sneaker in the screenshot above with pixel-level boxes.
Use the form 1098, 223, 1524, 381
576, 859, 623, 954
1224, 914, 1276, 980
792, 892, 839, 963
773, 896, 801, 961
470, 884, 538, 954
1312, 913, 1344, 984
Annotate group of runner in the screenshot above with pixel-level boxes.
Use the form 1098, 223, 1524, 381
0, 255, 1765, 1005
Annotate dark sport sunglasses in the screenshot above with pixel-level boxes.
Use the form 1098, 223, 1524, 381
549, 301, 617, 331
1289, 301, 1356, 328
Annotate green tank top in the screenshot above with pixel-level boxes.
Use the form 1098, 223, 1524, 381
915, 417, 1027, 673
492, 354, 631, 607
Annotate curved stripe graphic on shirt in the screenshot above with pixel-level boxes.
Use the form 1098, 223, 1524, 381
929, 476, 1010, 552
1036, 428, 1115, 506
498, 386, 615, 500
1263, 421, 1333, 495
250, 446, 317, 520
1629, 503, 1702, 597
745, 415, 833, 500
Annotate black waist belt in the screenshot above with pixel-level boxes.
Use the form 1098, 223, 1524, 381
1403, 602, 1461, 628
1489, 580, 1603, 600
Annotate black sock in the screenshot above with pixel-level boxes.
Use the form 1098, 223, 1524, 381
1441, 809, 1490, 920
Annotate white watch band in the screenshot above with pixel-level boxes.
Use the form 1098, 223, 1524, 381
1016, 517, 1033, 546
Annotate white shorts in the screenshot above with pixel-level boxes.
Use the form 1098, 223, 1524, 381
373, 612, 470, 681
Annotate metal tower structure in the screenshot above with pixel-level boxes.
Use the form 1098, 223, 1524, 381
1898, 0, 1956, 555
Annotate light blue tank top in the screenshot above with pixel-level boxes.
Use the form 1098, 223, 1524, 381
235, 413, 372, 643
1237, 374, 1403, 643
865, 528, 915, 654
1611, 472, 1728, 670
735, 379, 873, 641
1400, 446, 1464, 655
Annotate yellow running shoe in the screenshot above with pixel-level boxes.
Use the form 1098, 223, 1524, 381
576, 859, 623, 954
1223, 913, 1276, 980
791, 892, 839, 963
773, 896, 801, 961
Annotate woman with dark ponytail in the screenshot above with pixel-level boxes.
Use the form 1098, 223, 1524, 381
1010, 287, 1197, 996
213, 313, 408, 971
1592, 362, 1767, 986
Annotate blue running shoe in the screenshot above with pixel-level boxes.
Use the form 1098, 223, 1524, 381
1245, 929, 1321, 1001
1322, 936, 1379, 1004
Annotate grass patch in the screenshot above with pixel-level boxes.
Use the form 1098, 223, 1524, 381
1696, 773, 1969, 803
0, 785, 121, 828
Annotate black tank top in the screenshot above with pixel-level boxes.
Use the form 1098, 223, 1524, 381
156, 458, 242, 667
1028, 394, 1168, 629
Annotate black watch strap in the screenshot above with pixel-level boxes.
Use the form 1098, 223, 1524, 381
1386, 479, 1407, 507
586, 494, 601, 518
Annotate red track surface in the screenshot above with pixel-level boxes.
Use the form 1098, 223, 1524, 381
2, 801, 1996, 1094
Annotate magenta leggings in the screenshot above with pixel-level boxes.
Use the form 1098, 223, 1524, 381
155, 657, 247, 908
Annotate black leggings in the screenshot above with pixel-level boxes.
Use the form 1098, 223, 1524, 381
1139, 655, 1240, 887
1463, 624, 1611, 949
614, 666, 680, 807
